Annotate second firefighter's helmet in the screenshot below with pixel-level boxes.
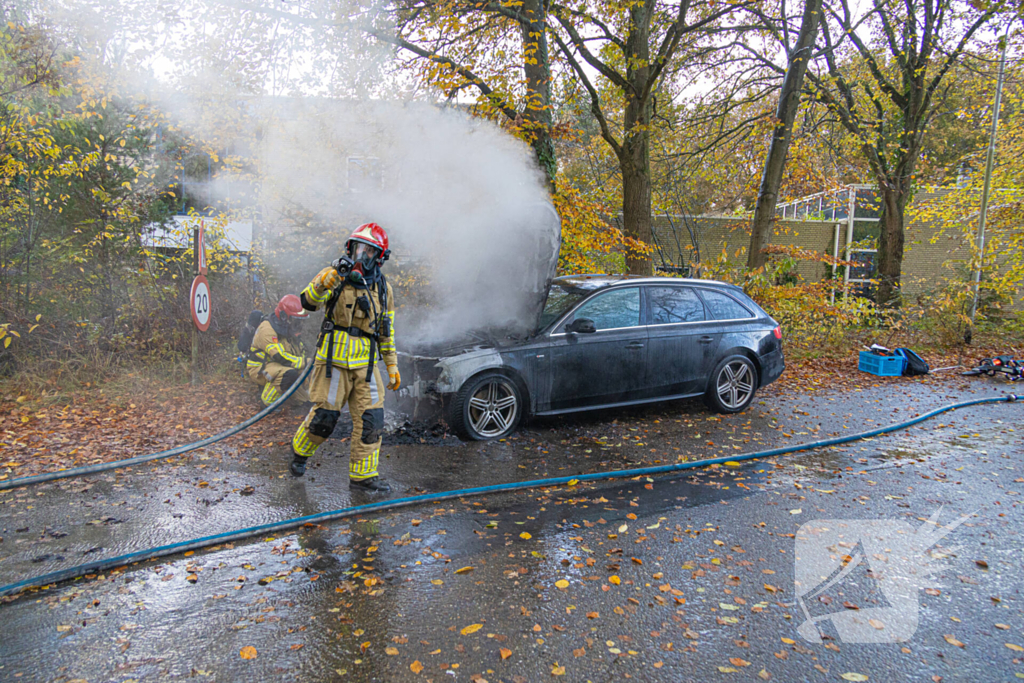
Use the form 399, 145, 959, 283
346, 222, 390, 271
274, 294, 309, 322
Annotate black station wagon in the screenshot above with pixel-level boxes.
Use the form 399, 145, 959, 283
423, 275, 785, 440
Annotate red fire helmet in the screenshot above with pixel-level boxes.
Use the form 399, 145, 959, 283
346, 222, 390, 264
274, 294, 309, 320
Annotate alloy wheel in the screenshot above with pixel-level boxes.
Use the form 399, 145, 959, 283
716, 360, 754, 410
467, 379, 519, 438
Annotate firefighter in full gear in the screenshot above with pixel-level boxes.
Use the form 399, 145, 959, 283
291, 222, 400, 491
246, 295, 310, 406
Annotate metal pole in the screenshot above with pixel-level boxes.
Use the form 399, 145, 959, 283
191, 226, 199, 386
969, 26, 1009, 327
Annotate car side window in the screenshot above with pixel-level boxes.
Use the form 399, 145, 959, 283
571, 288, 641, 331
648, 286, 705, 324
699, 289, 754, 320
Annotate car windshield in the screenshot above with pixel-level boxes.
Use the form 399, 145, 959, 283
538, 283, 591, 330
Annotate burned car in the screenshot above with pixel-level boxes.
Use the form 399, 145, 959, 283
398, 275, 785, 441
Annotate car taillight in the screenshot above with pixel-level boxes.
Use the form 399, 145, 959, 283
773, 326, 782, 340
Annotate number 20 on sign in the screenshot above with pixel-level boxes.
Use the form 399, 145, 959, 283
190, 274, 212, 331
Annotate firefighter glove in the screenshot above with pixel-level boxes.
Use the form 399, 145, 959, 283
312, 266, 342, 292
387, 365, 400, 391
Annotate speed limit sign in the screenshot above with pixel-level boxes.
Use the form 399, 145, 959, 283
190, 274, 212, 332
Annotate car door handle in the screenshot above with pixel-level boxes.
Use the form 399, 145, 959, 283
626, 341, 645, 349
699, 336, 714, 344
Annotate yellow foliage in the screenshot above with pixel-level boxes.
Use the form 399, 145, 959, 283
553, 178, 651, 275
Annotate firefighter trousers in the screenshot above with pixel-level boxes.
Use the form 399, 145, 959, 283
257, 362, 311, 406
292, 362, 386, 480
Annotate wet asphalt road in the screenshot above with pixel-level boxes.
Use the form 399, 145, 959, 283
0, 376, 1022, 682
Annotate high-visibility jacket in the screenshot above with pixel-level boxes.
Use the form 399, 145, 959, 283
246, 320, 304, 383
302, 269, 396, 370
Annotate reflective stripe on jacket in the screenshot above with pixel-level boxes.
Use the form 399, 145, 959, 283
248, 321, 303, 380
302, 268, 397, 370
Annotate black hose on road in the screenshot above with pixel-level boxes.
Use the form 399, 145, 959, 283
1, 393, 1018, 599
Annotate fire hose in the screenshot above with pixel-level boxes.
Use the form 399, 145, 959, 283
0, 362, 316, 492
0, 392, 1018, 598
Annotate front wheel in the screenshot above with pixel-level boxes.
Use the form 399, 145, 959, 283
704, 355, 757, 414
448, 372, 523, 441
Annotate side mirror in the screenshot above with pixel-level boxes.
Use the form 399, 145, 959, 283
566, 318, 597, 334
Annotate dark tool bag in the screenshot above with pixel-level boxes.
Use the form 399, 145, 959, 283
895, 347, 930, 376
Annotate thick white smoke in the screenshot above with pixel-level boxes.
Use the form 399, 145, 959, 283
28, 0, 561, 353
255, 98, 560, 351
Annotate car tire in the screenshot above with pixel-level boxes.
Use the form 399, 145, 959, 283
448, 372, 524, 441
704, 355, 758, 414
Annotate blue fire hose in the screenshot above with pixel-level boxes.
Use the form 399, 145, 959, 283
0, 363, 316, 492
0, 393, 1018, 598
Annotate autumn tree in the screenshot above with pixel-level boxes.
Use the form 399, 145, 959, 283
549, 0, 751, 274
805, 0, 1009, 306
380, 0, 558, 189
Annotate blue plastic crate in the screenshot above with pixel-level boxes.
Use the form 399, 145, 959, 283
858, 350, 906, 377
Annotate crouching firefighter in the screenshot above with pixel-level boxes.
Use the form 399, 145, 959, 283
290, 222, 400, 491
246, 295, 311, 406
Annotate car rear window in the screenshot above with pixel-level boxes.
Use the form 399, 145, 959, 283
699, 289, 754, 320
572, 287, 641, 330
648, 286, 705, 324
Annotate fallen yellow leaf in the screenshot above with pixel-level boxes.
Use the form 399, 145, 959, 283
239, 646, 257, 660
555, 579, 569, 589
551, 663, 566, 675
500, 647, 512, 660
1006, 643, 1024, 652
519, 532, 532, 540
840, 674, 868, 681
431, 579, 443, 585
943, 634, 965, 648
410, 660, 424, 673
385, 646, 399, 655
609, 575, 621, 585
729, 657, 751, 667
780, 637, 795, 645
461, 624, 483, 635
454, 566, 474, 574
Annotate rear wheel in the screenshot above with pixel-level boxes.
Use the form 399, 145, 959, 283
448, 372, 523, 441
704, 355, 757, 414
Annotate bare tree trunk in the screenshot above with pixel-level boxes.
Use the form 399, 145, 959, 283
621, 0, 654, 276
519, 0, 556, 192
747, 0, 822, 270
622, 152, 653, 275
876, 184, 907, 306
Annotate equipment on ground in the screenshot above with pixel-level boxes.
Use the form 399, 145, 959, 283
962, 356, 1024, 381
895, 347, 930, 376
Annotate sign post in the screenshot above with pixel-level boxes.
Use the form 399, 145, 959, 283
189, 221, 211, 386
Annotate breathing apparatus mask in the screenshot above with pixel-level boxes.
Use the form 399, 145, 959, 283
274, 310, 305, 338
333, 240, 381, 285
